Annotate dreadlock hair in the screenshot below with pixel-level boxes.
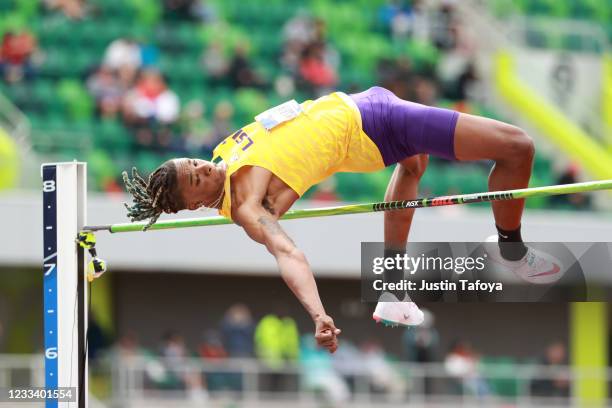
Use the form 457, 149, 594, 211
122, 161, 186, 231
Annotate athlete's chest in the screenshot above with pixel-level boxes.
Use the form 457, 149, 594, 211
229, 168, 298, 218
261, 177, 298, 216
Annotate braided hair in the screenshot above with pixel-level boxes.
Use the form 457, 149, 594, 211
122, 161, 186, 231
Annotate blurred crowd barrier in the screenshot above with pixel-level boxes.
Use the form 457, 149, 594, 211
1, 353, 609, 407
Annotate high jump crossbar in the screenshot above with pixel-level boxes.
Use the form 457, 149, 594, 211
41, 162, 612, 408
83, 178, 612, 233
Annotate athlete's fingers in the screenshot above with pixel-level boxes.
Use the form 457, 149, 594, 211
326, 339, 338, 353
317, 315, 340, 335
315, 328, 334, 342
316, 333, 333, 345
319, 338, 336, 347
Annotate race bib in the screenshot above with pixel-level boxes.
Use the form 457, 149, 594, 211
255, 100, 302, 130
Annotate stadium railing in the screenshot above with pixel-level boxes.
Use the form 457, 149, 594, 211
1, 353, 609, 407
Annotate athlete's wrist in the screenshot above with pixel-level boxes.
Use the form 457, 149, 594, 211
311, 311, 327, 322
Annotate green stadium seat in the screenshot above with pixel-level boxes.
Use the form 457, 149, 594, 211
135, 151, 164, 175
176, 24, 204, 53
3, 83, 33, 110
94, 120, 133, 152
87, 148, 119, 189
57, 80, 94, 120
0, 0, 14, 13
129, 0, 161, 27
234, 88, 269, 124
340, 67, 374, 89
31, 80, 57, 113
37, 21, 66, 46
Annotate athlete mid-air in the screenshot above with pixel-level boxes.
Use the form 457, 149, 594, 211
123, 86, 559, 353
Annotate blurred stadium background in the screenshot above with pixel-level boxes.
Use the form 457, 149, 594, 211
0, 0, 611, 406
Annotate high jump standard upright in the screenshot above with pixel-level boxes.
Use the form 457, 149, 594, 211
42, 162, 88, 408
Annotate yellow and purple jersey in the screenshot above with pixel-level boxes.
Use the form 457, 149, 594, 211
212, 92, 385, 218
212, 87, 459, 219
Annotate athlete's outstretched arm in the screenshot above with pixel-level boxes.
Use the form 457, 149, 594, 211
234, 202, 341, 353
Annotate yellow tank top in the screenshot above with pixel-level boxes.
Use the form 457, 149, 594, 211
212, 92, 385, 219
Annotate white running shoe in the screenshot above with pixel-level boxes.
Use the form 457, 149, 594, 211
372, 292, 425, 327
485, 235, 564, 285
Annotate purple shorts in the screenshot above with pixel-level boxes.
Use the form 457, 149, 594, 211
350, 86, 459, 165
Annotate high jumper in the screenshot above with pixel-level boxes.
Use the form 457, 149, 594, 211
120, 86, 570, 353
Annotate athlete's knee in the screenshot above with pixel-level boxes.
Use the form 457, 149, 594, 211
398, 154, 428, 180
497, 125, 534, 165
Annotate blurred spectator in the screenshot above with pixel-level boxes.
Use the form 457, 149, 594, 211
361, 340, 406, 400
378, 56, 415, 100
199, 329, 243, 392
530, 341, 570, 398
455, 61, 479, 101
139, 42, 160, 69
332, 340, 367, 392
113, 331, 176, 390
227, 44, 265, 89
160, 331, 208, 401
220, 303, 255, 358
281, 40, 304, 75
403, 308, 439, 394
255, 310, 300, 392
116, 331, 144, 360
122, 69, 178, 123
103, 38, 141, 85
199, 329, 227, 360
0, 30, 38, 84
86, 66, 126, 119
43, 0, 86, 19
410, 0, 432, 42
104, 38, 142, 70
201, 42, 229, 81
255, 312, 300, 368
160, 331, 189, 379
122, 69, 180, 148
413, 76, 439, 106
298, 42, 337, 95
444, 340, 490, 396
300, 334, 350, 404
283, 12, 318, 47
282, 15, 334, 82
378, 0, 411, 35
403, 309, 439, 363
431, 0, 458, 50
379, 0, 432, 41
274, 74, 296, 98
549, 164, 592, 210
190, 0, 217, 23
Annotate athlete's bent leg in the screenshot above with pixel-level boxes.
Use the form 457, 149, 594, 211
384, 154, 429, 249
383, 154, 428, 299
373, 154, 428, 327
453, 113, 562, 282
453, 113, 534, 233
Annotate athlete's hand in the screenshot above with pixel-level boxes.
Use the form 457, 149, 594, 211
314, 314, 341, 353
